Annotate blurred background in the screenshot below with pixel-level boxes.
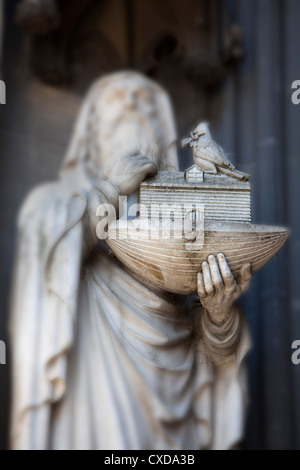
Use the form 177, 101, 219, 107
0, 0, 300, 450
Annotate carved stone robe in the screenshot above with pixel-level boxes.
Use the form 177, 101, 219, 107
10, 180, 250, 450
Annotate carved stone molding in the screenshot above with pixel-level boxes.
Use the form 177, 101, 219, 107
16, 0, 60, 36
14, 0, 245, 91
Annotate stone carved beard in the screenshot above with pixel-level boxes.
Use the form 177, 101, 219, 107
60, 73, 179, 192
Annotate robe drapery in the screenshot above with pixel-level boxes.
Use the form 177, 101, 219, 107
10, 72, 251, 450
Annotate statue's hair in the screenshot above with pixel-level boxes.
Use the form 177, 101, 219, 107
60, 71, 179, 191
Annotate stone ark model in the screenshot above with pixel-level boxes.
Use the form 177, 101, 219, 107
106, 122, 289, 295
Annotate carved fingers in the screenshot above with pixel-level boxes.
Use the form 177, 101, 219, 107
217, 253, 236, 293
108, 153, 158, 196
197, 261, 214, 298
237, 262, 252, 294
137, 155, 158, 178
132, 155, 158, 188
197, 272, 206, 297
202, 261, 215, 295
197, 254, 235, 298
197, 253, 251, 324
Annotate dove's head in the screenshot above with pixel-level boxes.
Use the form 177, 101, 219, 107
191, 122, 211, 139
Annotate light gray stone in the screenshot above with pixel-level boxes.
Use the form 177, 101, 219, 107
10, 71, 255, 450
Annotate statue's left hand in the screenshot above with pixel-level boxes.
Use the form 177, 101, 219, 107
107, 153, 158, 197
197, 253, 251, 325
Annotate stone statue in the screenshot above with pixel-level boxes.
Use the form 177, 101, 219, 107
10, 71, 251, 450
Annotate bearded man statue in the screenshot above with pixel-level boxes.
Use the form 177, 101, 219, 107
10, 71, 251, 450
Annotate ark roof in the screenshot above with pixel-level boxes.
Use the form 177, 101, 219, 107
141, 171, 251, 191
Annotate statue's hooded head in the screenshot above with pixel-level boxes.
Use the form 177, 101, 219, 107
60, 71, 179, 191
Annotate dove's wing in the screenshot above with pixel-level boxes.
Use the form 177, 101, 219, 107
215, 142, 236, 169
194, 140, 233, 168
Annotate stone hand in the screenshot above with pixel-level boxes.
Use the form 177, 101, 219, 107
197, 253, 251, 325
107, 153, 158, 196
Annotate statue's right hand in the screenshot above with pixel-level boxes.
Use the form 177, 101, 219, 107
107, 153, 158, 196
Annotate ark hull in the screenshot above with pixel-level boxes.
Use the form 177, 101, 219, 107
106, 219, 289, 295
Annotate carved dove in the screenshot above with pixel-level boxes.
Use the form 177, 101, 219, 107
182, 122, 249, 181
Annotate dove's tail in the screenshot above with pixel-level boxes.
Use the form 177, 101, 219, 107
224, 160, 236, 170
219, 166, 250, 181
